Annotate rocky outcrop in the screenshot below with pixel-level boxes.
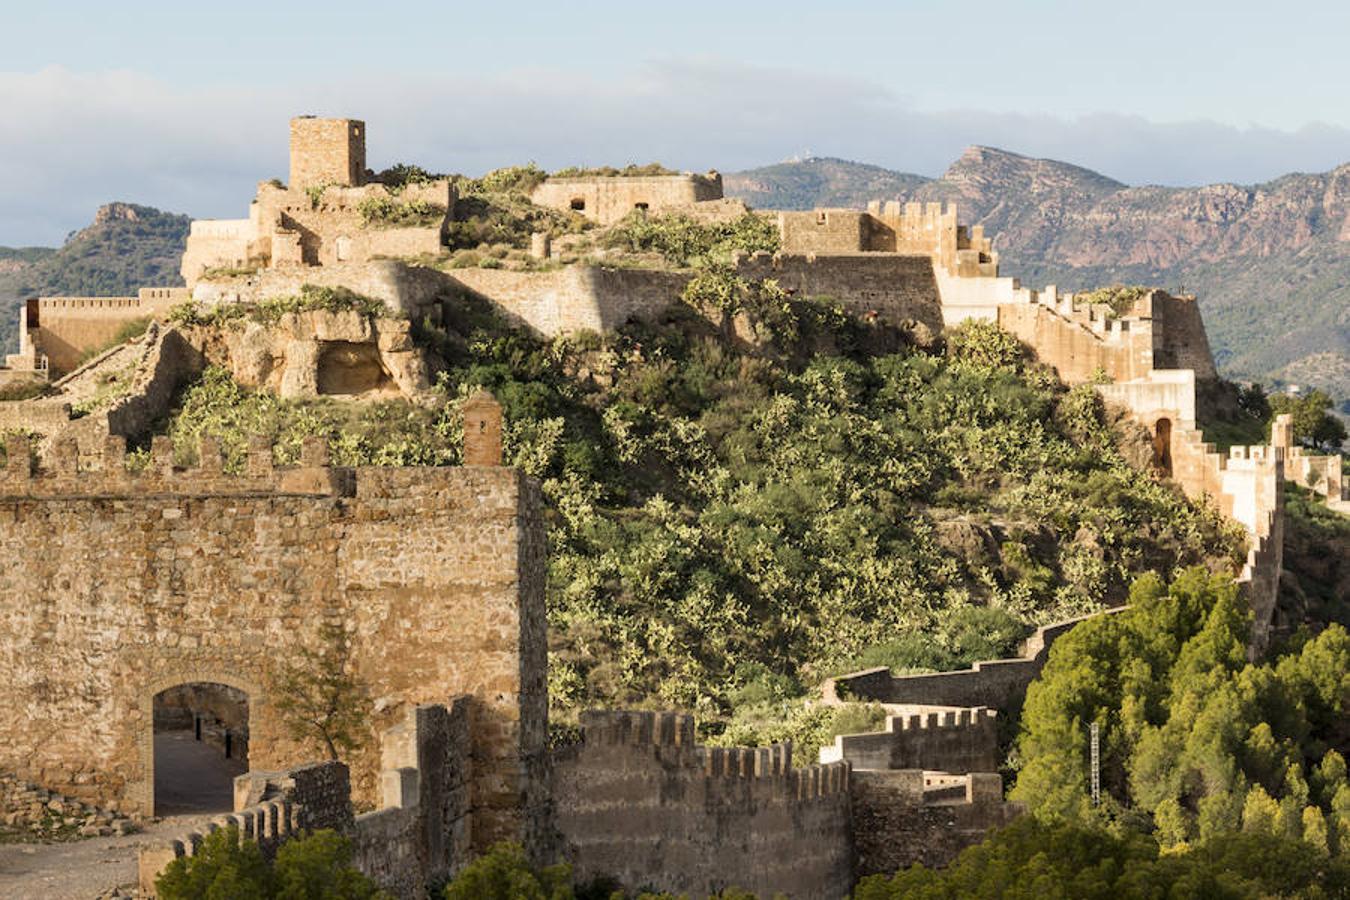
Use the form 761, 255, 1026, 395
187, 310, 431, 401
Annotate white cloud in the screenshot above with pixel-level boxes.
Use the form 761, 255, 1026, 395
1, 62, 1348, 245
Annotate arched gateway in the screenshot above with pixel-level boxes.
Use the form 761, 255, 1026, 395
0, 428, 547, 852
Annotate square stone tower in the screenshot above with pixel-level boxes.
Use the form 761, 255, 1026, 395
289, 116, 366, 189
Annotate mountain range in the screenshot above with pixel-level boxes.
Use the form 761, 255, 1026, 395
726, 149, 1350, 405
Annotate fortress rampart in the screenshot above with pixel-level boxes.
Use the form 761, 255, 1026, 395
732, 250, 946, 337
0, 427, 549, 854
819, 709, 999, 774
20, 288, 189, 375
530, 172, 724, 225
552, 709, 853, 900
180, 118, 454, 285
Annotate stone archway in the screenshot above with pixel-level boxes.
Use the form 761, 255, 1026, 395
138, 667, 263, 817
152, 683, 250, 815
1152, 417, 1173, 477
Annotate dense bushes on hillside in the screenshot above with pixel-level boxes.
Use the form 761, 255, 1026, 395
159, 294, 1244, 736
855, 815, 1350, 899
1012, 568, 1350, 848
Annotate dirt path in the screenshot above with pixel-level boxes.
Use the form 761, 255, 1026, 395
0, 733, 247, 898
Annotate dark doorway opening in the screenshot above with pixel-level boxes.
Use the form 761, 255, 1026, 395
1152, 418, 1173, 477
153, 682, 250, 816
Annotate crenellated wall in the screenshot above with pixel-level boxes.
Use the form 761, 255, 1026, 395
819, 709, 1000, 774
0, 430, 548, 856
552, 709, 853, 900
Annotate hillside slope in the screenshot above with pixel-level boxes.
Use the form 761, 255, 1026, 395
0, 203, 189, 350
727, 149, 1350, 403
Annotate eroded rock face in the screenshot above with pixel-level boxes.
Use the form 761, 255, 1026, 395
190, 310, 430, 401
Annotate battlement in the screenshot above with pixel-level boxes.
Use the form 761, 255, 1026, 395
557, 707, 853, 897
574, 708, 849, 797
0, 433, 355, 499
820, 708, 999, 773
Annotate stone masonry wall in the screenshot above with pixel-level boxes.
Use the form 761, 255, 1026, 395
553, 710, 853, 900
819, 709, 999, 774
290, 117, 366, 190
530, 173, 723, 225
733, 252, 946, 338
29, 290, 187, 375
0, 435, 547, 855
850, 771, 1021, 876
447, 266, 690, 337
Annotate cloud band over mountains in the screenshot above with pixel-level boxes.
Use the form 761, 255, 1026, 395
3, 61, 1349, 246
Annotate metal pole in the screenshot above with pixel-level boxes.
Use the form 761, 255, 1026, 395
1090, 721, 1101, 805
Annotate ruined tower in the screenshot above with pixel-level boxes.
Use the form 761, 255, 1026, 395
289, 116, 366, 189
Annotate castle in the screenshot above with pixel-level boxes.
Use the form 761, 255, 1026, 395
0, 117, 1345, 899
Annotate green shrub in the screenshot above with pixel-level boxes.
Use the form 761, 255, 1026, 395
442, 842, 572, 900
605, 212, 779, 267
551, 163, 680, 178
156, 826, 275, 899
156, 827, 384, 900
854, 816, 1350, 899
1075, 284, 1151, 318
356, 197, 446, 228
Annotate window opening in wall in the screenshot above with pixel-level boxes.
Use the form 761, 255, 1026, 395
570, 198, 586, 211
816, 211, 827, 224
634, 202, 649, 211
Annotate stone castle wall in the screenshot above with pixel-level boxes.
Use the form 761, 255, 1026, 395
850, 771, 1021, 876
733, 251, 946, 338
289, 117, 366, 190
819, 709, 1000, 774
530, 173, 723, 225
26, 289, 188, 375
447, 266, 691, 336
0, 434, 547, 853
552, 710, 853, 900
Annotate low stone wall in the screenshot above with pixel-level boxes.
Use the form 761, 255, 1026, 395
850, 771, 1021, 877
553, 709, 853, 900
819, 709, 999, 774
446, 266, 689, 336
822, 610, 1123, 716
139, 761, 353, 897
141, 699, 474, 899
192, 260, 447, 321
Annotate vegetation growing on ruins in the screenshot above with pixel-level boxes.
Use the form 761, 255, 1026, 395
166, 284, 386, 329
356, 197, 447, 228
444, 165, 585, 261
1012, 568, 1350, 850
160, 293, 1246, 743
156, 826, 386, 900
551, 163, 681, 179
269, 622, 373, 763
1073, 284, 1151, 318
603, 211, 780, 267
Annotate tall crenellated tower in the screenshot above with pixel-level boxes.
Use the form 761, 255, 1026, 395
288, 116, 366, 189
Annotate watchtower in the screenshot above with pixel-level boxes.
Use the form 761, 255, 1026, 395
289, 116, 366, 189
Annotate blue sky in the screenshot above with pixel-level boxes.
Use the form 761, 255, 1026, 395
4, 0, 1350, 244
